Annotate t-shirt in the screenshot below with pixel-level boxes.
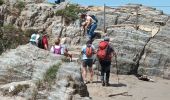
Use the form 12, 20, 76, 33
50, 44, 66, 55
42, 35, 48, 48
86, 15, 95, 25
30, 33, 39, 42
81, 44, 95, 60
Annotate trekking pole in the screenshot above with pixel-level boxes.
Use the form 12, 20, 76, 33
96, 57, 99, 84
115, 54, 119, 84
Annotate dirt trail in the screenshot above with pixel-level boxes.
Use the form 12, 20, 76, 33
69, 45, 170, 100
86, 74, 170, 100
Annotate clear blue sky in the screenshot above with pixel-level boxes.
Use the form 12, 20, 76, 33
47, 0, 170, 14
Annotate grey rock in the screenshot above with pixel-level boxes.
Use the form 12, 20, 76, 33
48, 63, 89, 100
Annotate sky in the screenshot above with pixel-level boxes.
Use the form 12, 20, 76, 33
47, 0, 170, 14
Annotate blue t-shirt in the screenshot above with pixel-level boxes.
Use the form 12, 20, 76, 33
81, 44, 95, 60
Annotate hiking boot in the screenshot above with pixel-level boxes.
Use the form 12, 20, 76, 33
102, 81, 105, 86
105, 82, 110, 86
84, 80, 88, 84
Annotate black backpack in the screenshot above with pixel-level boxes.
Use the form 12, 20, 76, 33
90, 15, 98, 23
38, 36, 44, 49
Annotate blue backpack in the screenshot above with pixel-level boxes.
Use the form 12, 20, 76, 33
90, 15, 98, 23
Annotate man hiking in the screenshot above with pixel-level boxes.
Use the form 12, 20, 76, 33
80, 13, 98, 41
81, 40, 95, 84
97, 37, 116, 86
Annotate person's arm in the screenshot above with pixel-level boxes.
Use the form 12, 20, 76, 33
81, 46, 85, 55
92, 45, 96, 54
111, 48, 116, 58
44, 44, 48, 50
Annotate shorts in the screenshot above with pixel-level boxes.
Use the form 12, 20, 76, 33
82, 59, 93, 68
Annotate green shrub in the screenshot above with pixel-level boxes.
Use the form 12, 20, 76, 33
0, 24, 29, 54
15, 1, 25, 12
43, 63, 61, 85
0, 0, 4, 6
24, 29, 37, 37
55, 4, 87, 24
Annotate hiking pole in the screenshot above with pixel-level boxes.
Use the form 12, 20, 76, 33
94, 56, 99, 85
115, 54, 119, 84
96, 58, 99, 84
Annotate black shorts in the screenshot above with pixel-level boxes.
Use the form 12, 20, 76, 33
82, 59, 93, 67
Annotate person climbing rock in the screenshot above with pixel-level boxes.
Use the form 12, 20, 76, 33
81, 40, 96, 84
80, 13, 98, 41
97, 37, 116, 86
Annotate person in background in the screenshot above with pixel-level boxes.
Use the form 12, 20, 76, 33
50, 38, 72, 61
37, 32, 49, 50
29, 31, 39, 46
80, 13, 98, 41
42, 34, 49, 50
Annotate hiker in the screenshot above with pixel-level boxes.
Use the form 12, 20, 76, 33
80, 13, 98, 41
81, 40, 95, 84
50, 38, 72, 61
29, 32, 40, 46
97, 37, 116, 86
37, 33, 49, 50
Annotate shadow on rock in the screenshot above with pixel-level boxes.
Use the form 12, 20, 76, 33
108, 82, 127, 87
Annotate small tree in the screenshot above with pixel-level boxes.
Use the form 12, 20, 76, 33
55, 4, 86, 25
15, 1, 25, 12
0, 24, 29, 54
0, 0, 4, 6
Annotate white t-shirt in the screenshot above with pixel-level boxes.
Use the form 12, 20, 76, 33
86, 15, 95, 24
30, 34, 40, 44
81, 44, 95, 60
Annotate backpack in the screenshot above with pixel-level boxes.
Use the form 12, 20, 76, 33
53, 46, 62, 54
38, 36, 44, 49
85, 45, 93, 58
97, 41, 109, 60
90, 15, 98, 23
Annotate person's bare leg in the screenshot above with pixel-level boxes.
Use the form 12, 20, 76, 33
82, 65, 87, 83
89, 67, 94, 83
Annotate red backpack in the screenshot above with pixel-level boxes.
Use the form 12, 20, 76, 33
86, 45, 93, 58
97, 41, 109, 60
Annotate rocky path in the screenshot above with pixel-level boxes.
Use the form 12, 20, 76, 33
69, 45, 170, 100
86, 74, 170, 100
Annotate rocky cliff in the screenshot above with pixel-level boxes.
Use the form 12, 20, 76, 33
0, 44, 89, 100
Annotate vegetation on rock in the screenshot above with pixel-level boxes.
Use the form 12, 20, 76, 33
15, 1, 25, 13
55, 4, 86, 25
0, 0, 4, 6
0, 0, 3, 6
0, 25, 34, 54
43, 63, 61, 88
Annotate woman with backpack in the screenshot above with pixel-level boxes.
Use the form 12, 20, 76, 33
81, 40, 95, 84
50, 38, 72, 61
